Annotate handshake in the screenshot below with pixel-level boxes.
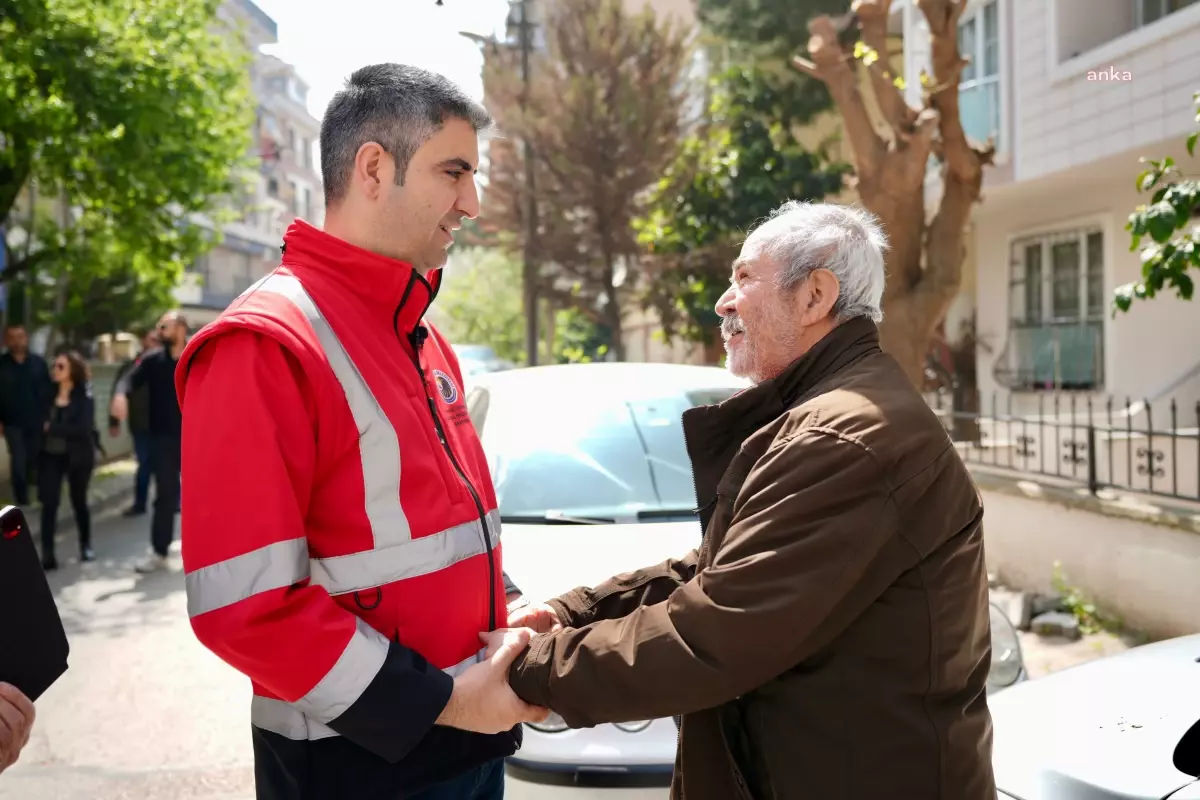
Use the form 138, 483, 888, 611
434, 602, 563, 736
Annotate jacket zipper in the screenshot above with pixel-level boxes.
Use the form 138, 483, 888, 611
403, 323, 497, 632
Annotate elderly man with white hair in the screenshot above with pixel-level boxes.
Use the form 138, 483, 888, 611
499, 200, 997, 800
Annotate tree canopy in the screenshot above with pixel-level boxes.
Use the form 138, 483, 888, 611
0, 0, 256, 335
635, 62, 851, 344
1115, 91, 1200, 313
480, 0, 692, 359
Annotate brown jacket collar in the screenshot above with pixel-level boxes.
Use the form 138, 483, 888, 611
682, 316, 883, 506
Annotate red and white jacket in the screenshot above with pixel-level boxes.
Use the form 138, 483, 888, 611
176, 220, 520, 790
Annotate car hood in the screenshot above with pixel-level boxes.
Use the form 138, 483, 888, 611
498, 519, 703, 607
991, 634, 1200, 800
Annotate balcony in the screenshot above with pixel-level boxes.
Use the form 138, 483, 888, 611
1049, 0, 1200, 82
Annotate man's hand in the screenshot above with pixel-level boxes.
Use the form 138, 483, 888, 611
479, 627, 537, 660
0, 683, 35, 774
435, 629, 549, 734
507, 601, 564, 634
110, 393, 128, 422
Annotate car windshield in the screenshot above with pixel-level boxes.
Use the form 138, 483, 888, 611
469, 373, 745, 522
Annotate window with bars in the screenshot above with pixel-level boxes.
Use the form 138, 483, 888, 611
957, 0, 1001, 149
1006, 227, 1105, 390
1136, 0, 1198, 26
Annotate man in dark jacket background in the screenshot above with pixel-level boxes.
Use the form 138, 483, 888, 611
108, 328, 158, 517
0, 324, 54, 506
504, 201, 997, 800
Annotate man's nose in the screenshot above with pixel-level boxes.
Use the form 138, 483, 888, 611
714, 285, 736, 318
457, 177, 481, 220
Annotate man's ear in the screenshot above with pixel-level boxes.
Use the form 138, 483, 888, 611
354, 142, 389, 200
798, 268, 840, 326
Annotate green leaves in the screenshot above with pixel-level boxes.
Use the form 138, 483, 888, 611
633, 63, 850, 342
1116, 91, 1200, 315
1, 0, 255, 335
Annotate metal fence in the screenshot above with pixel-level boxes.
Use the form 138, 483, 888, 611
928, 391, 1200, 503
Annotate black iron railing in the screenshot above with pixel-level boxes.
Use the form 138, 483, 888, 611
928, 391, 1200, 503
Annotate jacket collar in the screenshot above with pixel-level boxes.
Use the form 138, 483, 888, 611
279, 219, 442, 337
682, 316, 883, 504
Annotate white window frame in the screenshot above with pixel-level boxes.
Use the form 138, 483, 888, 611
1005, 220, 1111, 392
1048, 0, 1200, 83
957, 0, 1003, 152
1135, 0, 1199, 27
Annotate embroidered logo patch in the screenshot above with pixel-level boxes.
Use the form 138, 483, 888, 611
432, 369, 458, 404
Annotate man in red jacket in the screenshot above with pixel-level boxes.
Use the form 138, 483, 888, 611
176, 63, 546, 800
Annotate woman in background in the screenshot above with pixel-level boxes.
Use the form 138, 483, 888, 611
39, 351, 97, 570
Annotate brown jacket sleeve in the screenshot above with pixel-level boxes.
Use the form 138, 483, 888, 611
508, 430, 906, 727
547, 550, 699, 629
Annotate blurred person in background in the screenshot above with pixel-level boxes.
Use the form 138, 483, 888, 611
111, 311, 187, 574
0, 324, 54, 507
38, 350, 98, 570
109, 328, 158, 517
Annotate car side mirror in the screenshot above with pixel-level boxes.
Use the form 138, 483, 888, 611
987, 601, 1026, 692
1176, 718, 1200, 778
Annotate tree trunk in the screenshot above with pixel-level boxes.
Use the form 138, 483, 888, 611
793, 0, 994, 389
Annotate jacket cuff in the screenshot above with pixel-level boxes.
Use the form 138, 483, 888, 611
507, 635, 554, 709
547, 589, 588, 628
326, 641, 454, 763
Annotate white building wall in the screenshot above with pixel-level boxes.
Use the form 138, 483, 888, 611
1015, 0, 1200, 182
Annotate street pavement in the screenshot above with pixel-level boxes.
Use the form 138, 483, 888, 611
0, 498, 664, 800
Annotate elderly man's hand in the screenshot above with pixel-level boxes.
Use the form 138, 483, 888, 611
436, 628, 549, 734
0, 682, 35, 774
479, 627, 538, 660
507, 601, 564, 634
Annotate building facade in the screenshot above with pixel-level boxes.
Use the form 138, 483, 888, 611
894, 0, 1200, 423
175, 0, 324, 328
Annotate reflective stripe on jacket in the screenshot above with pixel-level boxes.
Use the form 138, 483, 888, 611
176, 220, 520, 795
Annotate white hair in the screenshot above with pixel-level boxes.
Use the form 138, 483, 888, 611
746, 201, 888, 323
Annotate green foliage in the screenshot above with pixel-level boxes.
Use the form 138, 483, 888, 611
437, 247, 529, 366
634, 64, 851, 341
436, 247, 610, 365
1115, 91, 1200, 313
696, 0, 850, 63
1051, 561, 1123, 636
0, 0, 256, 332
552, 308, 611, 364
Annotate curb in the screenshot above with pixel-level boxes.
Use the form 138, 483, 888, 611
25, 458, 139, 539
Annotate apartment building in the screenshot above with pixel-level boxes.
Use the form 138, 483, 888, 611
175, 0, 324, 328
894, 0, 1200, 418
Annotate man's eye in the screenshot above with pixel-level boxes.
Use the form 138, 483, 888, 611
446, 171, 462, 179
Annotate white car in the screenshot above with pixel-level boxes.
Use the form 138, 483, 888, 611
991, 633, 1200, 799
464, 362, 1027, 786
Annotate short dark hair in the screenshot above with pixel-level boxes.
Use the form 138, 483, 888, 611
319, 63, 492, 206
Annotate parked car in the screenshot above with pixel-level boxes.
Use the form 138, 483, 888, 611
451, 343, 514, 381
465, 362, 1028, 785
991, 633, 1200, 799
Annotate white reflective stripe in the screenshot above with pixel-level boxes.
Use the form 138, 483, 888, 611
291, 616, 390, 724
250, 646, 488, 741
311, 509, 502, 596
251, 695, 340, 741
444, 647, 487, 678
185, 538, 309, 618
255, 273, 411, 549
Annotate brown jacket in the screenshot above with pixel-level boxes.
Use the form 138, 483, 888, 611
508, 317, 996, 800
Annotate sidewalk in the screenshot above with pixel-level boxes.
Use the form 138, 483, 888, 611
1, 457, 139, 540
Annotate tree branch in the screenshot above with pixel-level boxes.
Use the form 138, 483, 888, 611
911, 0, 995, 318
0, 246, 69, 285
796, 14, 886, 180
917, 0, 993, 183
853, 0, 919, 142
